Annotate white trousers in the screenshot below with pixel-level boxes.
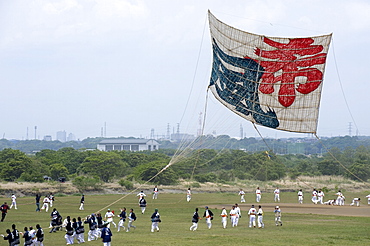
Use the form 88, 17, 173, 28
221, 217, 227, 228
117, 220, 125, 231
190, 222, 198, 231
257, 215, 264, 228
256, 194, 261, 203
151, 222, 159, 232
249, 215, 256, 227
274, 194, 280, 202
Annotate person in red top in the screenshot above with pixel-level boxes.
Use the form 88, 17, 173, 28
1, 202, 10, 222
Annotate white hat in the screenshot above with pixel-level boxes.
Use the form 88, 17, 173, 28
275, 206, 279, 208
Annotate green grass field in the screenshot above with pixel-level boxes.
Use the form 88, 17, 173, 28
1, 192, 369, 246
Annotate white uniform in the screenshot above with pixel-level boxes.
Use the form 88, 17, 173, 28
105, 211, 116, 228
257, 207, 264, 228
204, 210, 212, 229
234, 206, 241, 226
256, 189, 261, 203
317, 191, 325, 204
366, 194, 370, 205
220, 208, 227, 229
336, 192, 344, 206
274, 207, 282, 226
186, 189, 191, 202
229, 208, 237, 227
350, 198, 360, 206
298, 190, 303, 204
311, 190, 318, 204
248, 206, 257, 228
41, 197, 50, 212
137, 192, 146, 200
239, 190, 245, 203
10, 194, 17, 209
274, 188, 280, 202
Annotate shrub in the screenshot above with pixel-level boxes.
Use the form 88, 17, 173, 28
118, 179, 134, 190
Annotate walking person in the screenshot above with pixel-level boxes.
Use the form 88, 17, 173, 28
234, 203, 241, 227
117, 208, 126, 232
229, 205, 238, 227
274, 187, 280, 202
10, 194, 17, 210
104, 209, 116, 228
298, 189, 303, 204
220, 207, 228, 229
187, 188, 191, 202
79, 194, 85, 210
64, 216, 74, 245
153, 185, 159, 199
41, 196, 50, 212
239, 189, 246, 203
190, 208, 200, 231
75, 217, 85, 244
126, 209, 137, 232
35, 224, 44, 246
248, 205, 257, 228
203, 206, 214, 229
256, 187, 262, 203
274, 206, 282, 226
257, 205, 264, 228
49, 193, 54, 208
139, 197, 147, 214
0, 202, 10, 222
35, 194, 41, 212
150, 208, 161, 232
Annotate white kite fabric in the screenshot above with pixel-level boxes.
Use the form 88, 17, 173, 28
208, 11, 332, 133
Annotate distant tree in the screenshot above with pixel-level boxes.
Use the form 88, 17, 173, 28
134, 160, 177, 185
0, 149, 33, 181
49, 163, 69, 180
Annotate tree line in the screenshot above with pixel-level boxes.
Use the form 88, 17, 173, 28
0, 145, 368, 189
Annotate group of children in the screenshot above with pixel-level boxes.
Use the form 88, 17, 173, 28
1, 223, 44, 246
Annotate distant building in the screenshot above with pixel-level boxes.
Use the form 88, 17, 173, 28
171, 133, 195, 142
97, 139, 159, 152
67, 133, 76, 141
56, 131, 67, 142
43, 135, 52, 141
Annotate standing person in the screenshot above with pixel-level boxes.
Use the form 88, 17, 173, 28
350, 198, 361, 206
311, 189, 318, 204
220, 207, 228, 229
96, 213, 103, 233
366, 194, 370, 205
23, 227, 33, 246
49, 193, 54, 208
153, 186, 159, 199
150, 208, 161, 232
76, 217, 85, 244
0, 202, 10, 222
50, 208, 60, 233
11, 224, 20, 246
234, 203, 241, 227
35, 194, 41, 212
274, 206, 282, 226
139, 197, 147, 214
239, 189, 246, 203
126, 209, 137, 232
64, 216, 74, 245
203, 206, 214, 229
41, 196, 50, 212
1, 229, 13, 246
136, 191, 146, 200
298, 189, 303, 204
248, 205, 257, 228
84, 214, 98, 241
274, 187, 280, 202
257, 205, 264, 228
105, 209, 116, 228
189, 208, 200, 231
186, 188, 191, 202
256, 187, 262, 203
79, 194, 85, 210
317, 189, 325, 204
117, 208, 126, 232
101, 222, 112, 246
29, 226, 36, 245
335, 190, 343, 206
35, 224, 44, 246
229, 205, 238, 227
10, 194, 17, 210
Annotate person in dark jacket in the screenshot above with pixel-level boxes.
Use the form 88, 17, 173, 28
190, 208, 200, 231
203, 206, 214, 229
0, 202, 10, 222
139, 197, 147, 214
23, 227, 33, 246
150, 208, 161, 232
101, 221, 112, 246
35, 224, 44, 246
1, 229, 13, 246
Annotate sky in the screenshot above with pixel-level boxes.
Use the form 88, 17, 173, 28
1, 0, 370, 141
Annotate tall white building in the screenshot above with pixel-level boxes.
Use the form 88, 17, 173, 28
56, 131, 67, 142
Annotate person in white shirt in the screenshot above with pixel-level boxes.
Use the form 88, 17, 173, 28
311, 189, 318, 204
186, 188, 191, 202
137, 191, 146, 200
274, 206, 282, 226
234, 203, 241, 226
317, 190, 325, 204
229, 206, 238, 227
248, 205, 257, 228
239, 189, 245, 203
257, 205, 264, 228
10, 194, 17, 209
203, 206, 214, 229
256, 187, 261, 203
366, 194, 370, 205
274, 187, 280, 202
350, 198, 361, 207
220, 207, 228, 229
335, 190, 344, 206
105, 209, 116, 228
41, 196, 50, 212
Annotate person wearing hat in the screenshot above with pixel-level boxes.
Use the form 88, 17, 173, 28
248, 205, 257, 228
220, 207, 228, 229
101, 221, 112, 246
203, 206, 214, 229
117, 208, 127, 232
190, 208, 200, 231
126, 209, 137, 232
105, 209, 116, 228
274, 206, 282, 226
150, 208, 161, 232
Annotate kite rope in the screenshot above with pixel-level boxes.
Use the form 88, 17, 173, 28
314, 133, 368, 184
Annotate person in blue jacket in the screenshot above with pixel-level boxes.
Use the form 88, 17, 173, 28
101, 221, 112, 246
